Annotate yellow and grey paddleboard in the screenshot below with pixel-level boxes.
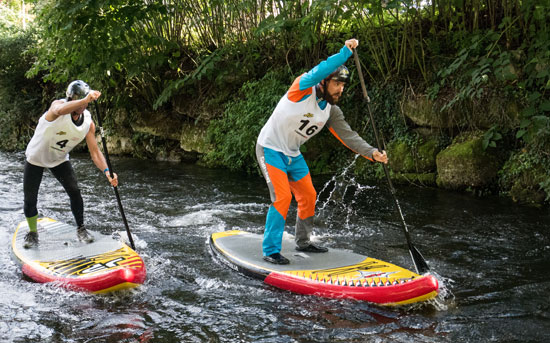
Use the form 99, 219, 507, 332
209, 230, 438, 305
12, 217, 146, 293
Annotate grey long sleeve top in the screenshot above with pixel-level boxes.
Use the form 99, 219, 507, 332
326, 105, 377, 161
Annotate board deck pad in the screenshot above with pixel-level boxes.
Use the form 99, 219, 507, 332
12, 218, 146, 293
209, 230, 438, 305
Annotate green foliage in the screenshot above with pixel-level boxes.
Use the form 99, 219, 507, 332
499, 150, 550, 204
154, 49, 224, 110
28, 0, 350, 117
482, 125, 503, 150
204, 70, 290, 173
540, 178, 550, 202
357, 82, 409, 143
0, 30, 46, 150
427, 31, 511, 112
27, 0, 172, 111
0, 2, 20, 35
349, 0, 432, 82
0, 0, 549, 204
428, 2, 550, 149
153, 39, 267, 112
255, 0, 353, 65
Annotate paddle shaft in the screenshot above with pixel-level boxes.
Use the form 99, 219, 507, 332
352, 49, 429, 274
93, 102, 136, 250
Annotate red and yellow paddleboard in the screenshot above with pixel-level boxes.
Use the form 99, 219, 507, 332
12, 218, 146, 293
209, 230, 438, 306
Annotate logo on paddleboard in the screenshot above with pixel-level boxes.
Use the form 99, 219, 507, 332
80, 257, 125, 274
38, 248, 142, 277
355, 270, 397, 280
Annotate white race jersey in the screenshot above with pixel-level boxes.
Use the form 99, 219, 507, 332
258, 86, 331, 157
26, 107, 92, 168
257, 45, 376, 161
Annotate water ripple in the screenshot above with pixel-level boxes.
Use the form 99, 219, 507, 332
1, 152, 550, 342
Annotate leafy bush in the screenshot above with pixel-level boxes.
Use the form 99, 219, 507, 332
0, 2, 20, 36
1, 0, 548, 205
204, 70, 291, 173
0, 30, 46, 150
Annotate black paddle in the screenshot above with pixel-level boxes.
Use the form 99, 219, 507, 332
352, 49, 430, 274
93, 101, 136, 250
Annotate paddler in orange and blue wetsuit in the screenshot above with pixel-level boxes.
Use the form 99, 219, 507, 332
256, 38, 388, 265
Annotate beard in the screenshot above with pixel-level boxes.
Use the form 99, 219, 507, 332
324, 90, 342, 105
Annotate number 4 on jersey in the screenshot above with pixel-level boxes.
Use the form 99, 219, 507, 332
56, 140, 69, 149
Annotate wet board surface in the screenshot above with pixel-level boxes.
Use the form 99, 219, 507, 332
12, 218, 146, 293
209, 230, 439, 306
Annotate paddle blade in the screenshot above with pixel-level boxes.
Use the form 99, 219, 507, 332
409, 245, 430, 274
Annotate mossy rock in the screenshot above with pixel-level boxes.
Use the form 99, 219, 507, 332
416, 138, 439, 172
509, 182, 546, 205
402, 96, 454, 128
499, 151, 548, 206
179, 123, 211, 154
131, 111, 183, 140
479, 97, 520, 130
403, 94, 520, 131
104, 135, 134, 155
388, 137, 440, 174
388, 141, 415, 173
156, 149, 199, 163
436, 132, 501, 190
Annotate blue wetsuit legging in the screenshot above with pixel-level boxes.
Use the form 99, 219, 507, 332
23, 161, 84, 227
256, 146, 317, 256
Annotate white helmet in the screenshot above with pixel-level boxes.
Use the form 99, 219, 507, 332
66, 80, 90, 100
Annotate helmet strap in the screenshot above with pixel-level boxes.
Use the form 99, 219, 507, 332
316, 81, 326, 101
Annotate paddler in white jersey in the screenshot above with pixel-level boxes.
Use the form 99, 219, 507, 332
22, 80, 118, 249
256, 39, 388, 264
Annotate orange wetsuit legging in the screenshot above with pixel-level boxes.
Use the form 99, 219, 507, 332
256, 145, 316, 256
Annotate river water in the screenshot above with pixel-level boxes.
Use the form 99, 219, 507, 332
1, 151, 549, 342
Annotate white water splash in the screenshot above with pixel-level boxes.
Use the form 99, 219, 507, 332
112, 230, 148, 250
429, 271, 456, 311
316, 155, 375, 231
